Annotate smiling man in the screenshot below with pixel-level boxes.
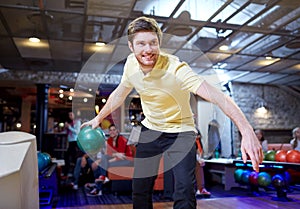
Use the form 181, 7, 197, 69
81, 16, 263, 209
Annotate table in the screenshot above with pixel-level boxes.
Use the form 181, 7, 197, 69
204, 158, 240, 191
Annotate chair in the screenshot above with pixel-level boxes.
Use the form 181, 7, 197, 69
107, 145, 164, 193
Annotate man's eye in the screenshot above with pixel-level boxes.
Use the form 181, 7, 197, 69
151, 41, 158, 46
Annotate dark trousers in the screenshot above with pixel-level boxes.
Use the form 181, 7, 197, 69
64, 141, 79, 175
133, 126, 197, 209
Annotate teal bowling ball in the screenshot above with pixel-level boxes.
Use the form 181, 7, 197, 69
234, 169, 244, 183
37, 152, 47, 171
77, 126, 106, 155
42, 152, 51, 165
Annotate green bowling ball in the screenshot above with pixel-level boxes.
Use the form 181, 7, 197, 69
258, 172, 272, 187
265, 150, 276, 161
77, 126, 106, 155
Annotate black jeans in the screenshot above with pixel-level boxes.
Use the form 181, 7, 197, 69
133, 126, 196, 209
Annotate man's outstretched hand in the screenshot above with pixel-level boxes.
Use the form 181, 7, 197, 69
240, 132, 264, 172
80, 117, 101, 130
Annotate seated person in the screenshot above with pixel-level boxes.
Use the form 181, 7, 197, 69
195, 130, 211, 196
87, 124, 134, 196
290, 127, 300, 151
72, 151, 103, 190
255, 129, 268, 152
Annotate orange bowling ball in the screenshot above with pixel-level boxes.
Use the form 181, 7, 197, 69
286, 150, 300, 163
275, 150, 287, 162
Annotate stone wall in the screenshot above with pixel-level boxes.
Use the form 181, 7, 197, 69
231, 82, 300, 154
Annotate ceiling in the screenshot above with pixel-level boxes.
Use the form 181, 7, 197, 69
1, 0, 300, 107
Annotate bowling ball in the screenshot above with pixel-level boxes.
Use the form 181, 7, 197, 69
241, 170, 251, 184
249, 171, 259, 186
275, 150, 287, 162
37, 152, 47, 171
286, 150, 300, 163
77, 126, 106, 155
42, 152, 51, 165
257, 172, 272, 187
272, 174, 286, 188
101, 119, 111, 130
234, 169, 244, 183
263, 151, 267, 160
283, 171, 291, 185
264, 150, 276, 161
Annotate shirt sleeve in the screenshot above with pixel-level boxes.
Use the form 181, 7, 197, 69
175, 63, 204, 94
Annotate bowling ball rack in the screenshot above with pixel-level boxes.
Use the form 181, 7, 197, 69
39, 163, 58, 206
233, 159, 300, 202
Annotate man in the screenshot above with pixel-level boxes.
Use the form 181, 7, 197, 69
81, 16, 263, 209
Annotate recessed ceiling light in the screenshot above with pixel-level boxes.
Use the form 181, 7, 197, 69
29, 36, 40, 43
219, 45, 229, 51
95, 42, 105, 46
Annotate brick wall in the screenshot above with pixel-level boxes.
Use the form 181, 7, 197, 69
231, 82, 300, 155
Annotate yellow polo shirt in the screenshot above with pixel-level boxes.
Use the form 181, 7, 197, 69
121, 52, 204, 133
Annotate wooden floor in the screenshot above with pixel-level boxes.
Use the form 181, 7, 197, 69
54, 194, 300, 209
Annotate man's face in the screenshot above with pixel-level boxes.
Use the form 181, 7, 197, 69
109, 126, 118, 138
128, 31, 160, 70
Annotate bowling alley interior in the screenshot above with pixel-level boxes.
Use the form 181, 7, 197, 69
0, 0, 300, 209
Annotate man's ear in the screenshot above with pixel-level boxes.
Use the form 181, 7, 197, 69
128, 41, 133, 52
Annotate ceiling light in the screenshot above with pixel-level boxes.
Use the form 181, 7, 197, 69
29, 36, 40, 43
166, 11, 193, 36
257, 102, 268, 114
95, 41, 105, 46
219, 63, 227, 69
265, 56, 273, 60
219, 45, 229, 51
16, 122, 22, 128
95, 31, 105, 46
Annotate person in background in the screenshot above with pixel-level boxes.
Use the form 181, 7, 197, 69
71, 150, 105, 191
195, 130, 211, 197
81, 16, 263, 209
255, 129, 268, 152
86, 124, 133, 196
64, 111, 81, 176
290, 127, 300, 151
71, 153, 92, 190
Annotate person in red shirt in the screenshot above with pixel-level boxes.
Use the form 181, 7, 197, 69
87, 124, 133, 196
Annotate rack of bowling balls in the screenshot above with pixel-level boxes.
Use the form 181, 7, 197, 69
37, 152, 58, 205
233, 149, 300, 201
